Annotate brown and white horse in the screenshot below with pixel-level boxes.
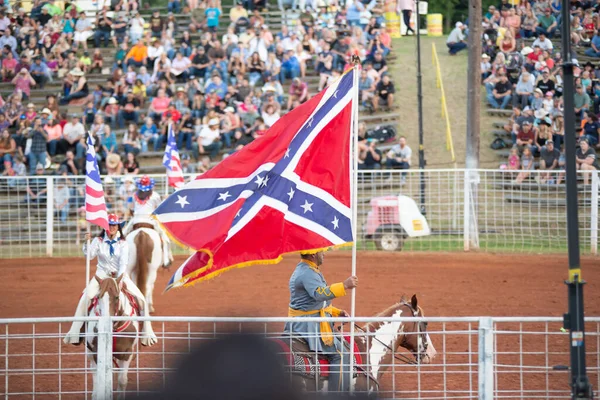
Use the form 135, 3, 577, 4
289, 294, 437, 393
87, 276, 140, 400
126, 228, 164, 313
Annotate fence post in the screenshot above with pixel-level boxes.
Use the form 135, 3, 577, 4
45, 177, 54, 256
478, 317, 494, 400
591, 172, 599, 255
96, 315, 113, 400
463, 169, 480, 251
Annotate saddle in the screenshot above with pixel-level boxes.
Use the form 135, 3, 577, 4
273, 335, 373, 382
133, 223, 155, 231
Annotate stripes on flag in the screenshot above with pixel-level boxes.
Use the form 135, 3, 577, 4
163, 123, 185, 189
85, 135, 109, 231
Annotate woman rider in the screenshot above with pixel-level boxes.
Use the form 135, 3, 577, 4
63, 213, 157, 347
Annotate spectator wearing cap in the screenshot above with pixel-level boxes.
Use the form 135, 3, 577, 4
94, 8, 113, 48
194, 118, 222, 160
585, 30, 600, 58
577, 138, 599, 185
205, 0, 222, 33
481, 54, 492, 80
181, 153, 196, 174
287, 77, 308, 110
373, 74, 395, 112
25, 162, 48, 203
27, 118, 48, 175
536, 8, 557, 38
574, 85, 592, 118
536, 68, 555, 94
488, 74, 512, 109
280, 50, 301, 84
447, 22, 467, 55
126, 40, 148, 68
539, 140, 560, 184
29, 56, 50, 88
112, 14, 128, 46
59, 68, 88, 105
74, 12, 93, 51
515, 120, 535, 151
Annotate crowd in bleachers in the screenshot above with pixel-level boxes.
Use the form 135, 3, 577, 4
480, 0, 599, 184
0, 0, 406, 187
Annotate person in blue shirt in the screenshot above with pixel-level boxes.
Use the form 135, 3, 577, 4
29, 57, 51, 88
585, 30, 600, 58
205, 74, 228, 99
140, 117, 159, 152
205, 2, 222, 32
280, 50, 300, 83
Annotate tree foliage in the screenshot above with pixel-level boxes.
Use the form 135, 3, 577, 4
426, 0, 497, 32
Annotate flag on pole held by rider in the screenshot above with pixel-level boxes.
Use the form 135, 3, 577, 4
85, 135, 109, 231
154, 69, 357, 290
162, 123, 185, 188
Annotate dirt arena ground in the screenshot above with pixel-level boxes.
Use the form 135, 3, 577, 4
1, 251, 599, 398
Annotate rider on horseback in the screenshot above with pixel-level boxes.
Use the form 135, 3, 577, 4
284, 251, 358, 393
123, 175, 173, 268
63, 214, 158, 347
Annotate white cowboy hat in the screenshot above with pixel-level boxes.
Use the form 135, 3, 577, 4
108, 97, 118, 104
41, 108, 52, 115
521, 46, 534, 56
534, 109, 548, 119
70, 68, 84, 76
106, 153, 121, 169
208, 118, 220, 126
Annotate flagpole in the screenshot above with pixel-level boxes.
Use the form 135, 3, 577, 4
348, 57, 360, 393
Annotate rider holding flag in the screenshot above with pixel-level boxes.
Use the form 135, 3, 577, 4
123, 175, 173, 268
64, 214, 157, 347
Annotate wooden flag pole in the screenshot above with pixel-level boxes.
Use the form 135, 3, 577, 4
348, 58, 360, 392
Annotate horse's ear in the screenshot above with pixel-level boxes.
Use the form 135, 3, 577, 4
411, 294, 418, 310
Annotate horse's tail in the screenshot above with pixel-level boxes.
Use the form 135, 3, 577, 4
134, 230, 153, 298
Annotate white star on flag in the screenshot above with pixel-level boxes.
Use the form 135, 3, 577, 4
287, 187, 295, 201
300, 200, 313, 214
261, 175, 270, 188
254, 175, 264, 187
175, 195, 190, 208
218, 191, 232, 201
331, 216, 339, 230
284, 148, 290, 158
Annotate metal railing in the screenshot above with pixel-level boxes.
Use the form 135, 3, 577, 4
0, 316, 598, 399
0, 169, 598, 258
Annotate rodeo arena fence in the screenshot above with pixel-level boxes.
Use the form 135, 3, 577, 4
0, 316, 599, 399
1, 169, 600, 399
0, 169, 599, 257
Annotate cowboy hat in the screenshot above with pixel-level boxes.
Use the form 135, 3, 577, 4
41, 108, 52, 115
108, 97, 118, 104
534, 109, 548, 119
136, 175, 155, 192
521, 46, 534, 56
27, 103, 35, 108
107, 213, 123, 226
106, 153, 121, 169
70, 67, 84, 76
208, 118, 220, 126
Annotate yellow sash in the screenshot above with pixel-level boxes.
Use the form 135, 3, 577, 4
288, 306, 341, 346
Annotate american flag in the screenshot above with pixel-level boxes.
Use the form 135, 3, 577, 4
162, 123, 185, 188
154, 68, 357, 290
85, 135, 109, 231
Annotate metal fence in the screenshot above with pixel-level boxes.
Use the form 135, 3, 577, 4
0, 316, 598, 399
0, 169, 598, 258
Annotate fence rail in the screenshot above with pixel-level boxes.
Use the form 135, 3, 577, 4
0, 316, 598, 399
0, 169, 598, 258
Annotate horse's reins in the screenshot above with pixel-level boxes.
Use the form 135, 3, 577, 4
353, 324, 418, 366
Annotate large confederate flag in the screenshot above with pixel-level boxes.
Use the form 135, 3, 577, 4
154, 69, 357, 290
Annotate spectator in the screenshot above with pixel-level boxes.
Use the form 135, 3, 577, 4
0, 128, 16, 169
1, 51, 17, 82
585, 30, 600, 58
574, 85, 591, 118
74, 11, 93, 51
280, 50, 301, 84
106, 153, 123, 175
447, 22, 467, 55
168, 0, 181, 14
140, 117, 159, 152
373, 74, 395, 112
385, 136, 412, 183
126, 40, 148, 68
194, 118, 222, 160
538, 140, 560, 184
515, 120, 535, 150
123, 123, 142, 155
358, 137, 382, 170
123, 152, 140, 175
25, 163, 48, 203
582, 113, 600, 147
576, 138, 599, 185
532, 32, 553, 52
514, 71, 534, 109
94, 9, 113, 48
27, 119, 48, 175
45, 118, 63, 156
488, 74, 512, 109
514, 147, 534, 184
60, 115, 85, 166
60, 150, 79, 175
149, 10, 165, 39
12, 68, 36, 100
29, 56, 50, 89
59, 68, 89, 105
536, 8, 557, 38
178, 110, 195, 150
230, 1, 248, 23
181, 153, 196, 174
149, 89, 171, 123
506, 147, 520, 171
53, 173, 71, 221
205, 0, 222, 33
118, 90, 141, 128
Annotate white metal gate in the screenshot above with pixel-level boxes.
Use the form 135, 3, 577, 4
1, 316, 598, 399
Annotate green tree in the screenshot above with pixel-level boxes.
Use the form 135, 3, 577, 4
427, 0, 497, 33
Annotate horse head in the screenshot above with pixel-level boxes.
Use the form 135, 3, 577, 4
396, 294, 437, 364
95, 274, 124, 317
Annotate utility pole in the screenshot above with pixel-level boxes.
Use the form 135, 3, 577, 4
466, 0, 481, 169
415, 0, 425, 214
560, 0, 593, 397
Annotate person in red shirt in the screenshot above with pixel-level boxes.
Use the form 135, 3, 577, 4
287, 77, 308, 111
161, 104, 181, 123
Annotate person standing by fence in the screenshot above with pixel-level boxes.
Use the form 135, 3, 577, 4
396, 0, 415, 36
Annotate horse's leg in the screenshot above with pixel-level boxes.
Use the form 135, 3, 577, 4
115, 357, 131, 400
147, 268, 158, 314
